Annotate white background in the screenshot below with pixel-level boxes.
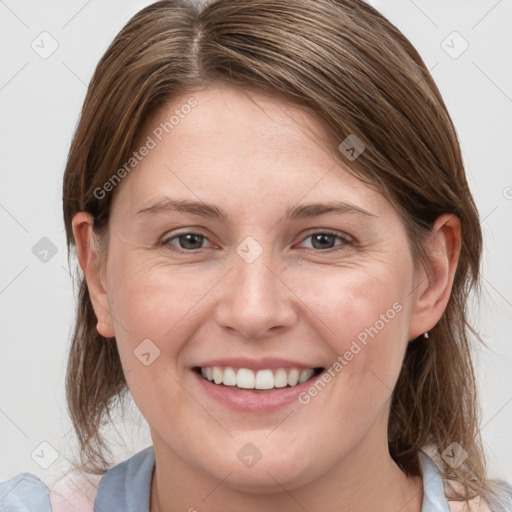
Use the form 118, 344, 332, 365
1, 0, 511, 485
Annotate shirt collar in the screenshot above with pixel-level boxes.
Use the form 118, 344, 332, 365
419, 450, 451, 512
94, 446, 155, 512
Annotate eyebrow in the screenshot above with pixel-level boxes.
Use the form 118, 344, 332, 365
135, 197, 376, 221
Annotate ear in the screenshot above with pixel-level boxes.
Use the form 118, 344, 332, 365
408, 214, 461, 340
71, 212, 115, 338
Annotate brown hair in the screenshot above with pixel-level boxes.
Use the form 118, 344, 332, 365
62, 0, 498, 506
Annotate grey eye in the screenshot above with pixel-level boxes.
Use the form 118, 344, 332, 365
163, 232, 209, 251
300, 231, 352, 251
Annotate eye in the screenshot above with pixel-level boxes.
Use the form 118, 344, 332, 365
160, 232, 212, 251
159, 230, 354, 253
298, 230, 354, 251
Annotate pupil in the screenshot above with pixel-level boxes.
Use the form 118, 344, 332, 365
312, 233, 334, 249
180, 233, 203, 249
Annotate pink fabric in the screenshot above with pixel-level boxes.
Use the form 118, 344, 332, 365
448, 497, 492, 511
446, 479, 493, 512
48, 470, 101, 512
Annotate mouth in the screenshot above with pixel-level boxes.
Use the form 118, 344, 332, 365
193, 365, 325, 392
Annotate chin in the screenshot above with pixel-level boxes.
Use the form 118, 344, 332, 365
200, 439, 322, 493
214, 460, 311, 494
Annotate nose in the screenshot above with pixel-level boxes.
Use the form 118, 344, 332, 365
214, 244, 297, 339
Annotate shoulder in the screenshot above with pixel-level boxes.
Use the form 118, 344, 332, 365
0, 472, 52, 511
0, 447, 155, 512
47, 467, 101, 512
445, 484, 493, 512
419, 447, 512, 512
1, 468, 101, 512
446, 478, 512, 512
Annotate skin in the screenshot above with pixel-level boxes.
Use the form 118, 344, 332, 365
72, 83, 461, 512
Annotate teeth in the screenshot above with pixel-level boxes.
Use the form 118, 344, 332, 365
274, 369, 288, 388
299, 369, 314, 383
287, 368, 299, 386
199, 366, 319, 390
223, 367, 237, 386
237, 368, 255, 389
212, 367, 223, 384
255, 369, 274, 389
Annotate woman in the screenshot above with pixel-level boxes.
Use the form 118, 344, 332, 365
1, 0, 511, 511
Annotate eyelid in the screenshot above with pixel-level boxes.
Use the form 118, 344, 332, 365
299, 228, 354, 243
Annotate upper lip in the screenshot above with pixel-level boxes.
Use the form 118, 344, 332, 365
193, 357, 324, 372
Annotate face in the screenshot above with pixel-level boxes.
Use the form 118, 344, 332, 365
85, 84, 429, 491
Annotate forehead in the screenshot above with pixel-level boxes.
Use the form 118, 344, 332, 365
149, 84, 330, 160
111, 84, 389, 218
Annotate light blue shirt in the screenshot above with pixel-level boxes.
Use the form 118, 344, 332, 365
0, 448, 494, 511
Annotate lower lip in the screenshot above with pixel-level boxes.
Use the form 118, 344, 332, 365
192, 369, 324, 413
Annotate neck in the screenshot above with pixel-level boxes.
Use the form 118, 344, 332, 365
149, 420, 423, 512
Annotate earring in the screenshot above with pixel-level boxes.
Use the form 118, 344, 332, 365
423, 332, 429, 339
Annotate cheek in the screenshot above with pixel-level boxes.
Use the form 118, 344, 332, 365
294, 262, 412, 405
103, 248, 230, 411
102, 249, 186, 384
105, 246, 201, 342
299, 262, 410, 347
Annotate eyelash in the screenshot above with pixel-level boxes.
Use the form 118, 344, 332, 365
159, 230, 355, 254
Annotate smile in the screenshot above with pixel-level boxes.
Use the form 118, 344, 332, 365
195, 366, 324, 390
